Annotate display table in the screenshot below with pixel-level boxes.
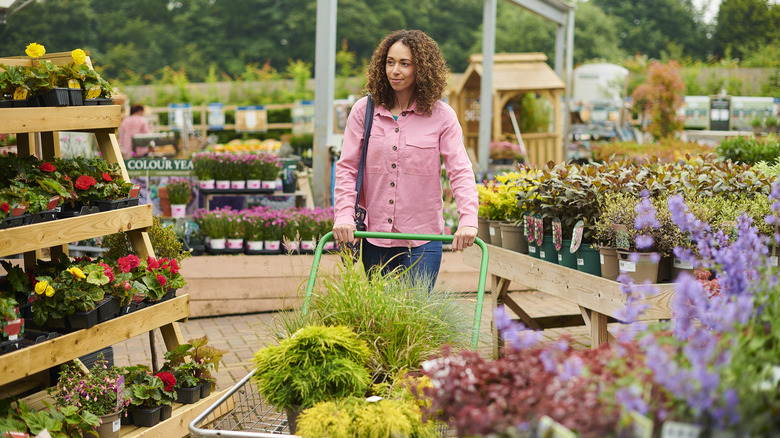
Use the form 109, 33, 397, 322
462, 244, 675, 354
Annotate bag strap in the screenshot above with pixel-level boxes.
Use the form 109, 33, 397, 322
354, 95, 374, 208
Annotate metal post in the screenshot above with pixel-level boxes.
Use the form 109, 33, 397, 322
313, 0, 337, 207
478, 0, 497, 175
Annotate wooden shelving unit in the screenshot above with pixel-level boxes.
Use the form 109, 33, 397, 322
0, 99, 210, 437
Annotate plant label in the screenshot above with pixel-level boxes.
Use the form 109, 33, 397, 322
613, 223, 630, 251
552, 218, 562, 251
570, 220, 584, 253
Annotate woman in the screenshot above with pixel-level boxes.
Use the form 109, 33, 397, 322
332, 29, 479, 285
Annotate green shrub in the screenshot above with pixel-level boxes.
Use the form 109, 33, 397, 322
273, 252, 472, 381
590, 139, 713, 163
717, 136, 780, 164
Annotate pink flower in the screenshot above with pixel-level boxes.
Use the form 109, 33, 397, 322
117, 254, 140, 273
75, 175, 97, 190
39, 162, 56, 172
146, 257, 160, 270
102, 172, 112, 182
156, 274, 167, 286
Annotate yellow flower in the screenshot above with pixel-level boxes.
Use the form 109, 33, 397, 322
67, 267, 86, 279
35, 280, 49, 295
25, 42, 45, 58
71, 48, 86, 65
45, 285, 55, 297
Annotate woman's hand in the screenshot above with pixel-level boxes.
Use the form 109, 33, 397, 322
333, 223, 359, 245
452, 226, 478, 251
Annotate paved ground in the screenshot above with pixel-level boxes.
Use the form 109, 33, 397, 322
111, 290, 594, 393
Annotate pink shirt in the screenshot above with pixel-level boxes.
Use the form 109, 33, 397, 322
334, 97, 479, 247
118, 114, 151, 159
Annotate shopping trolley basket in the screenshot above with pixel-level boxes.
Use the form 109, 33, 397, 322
189, 231, 488, 437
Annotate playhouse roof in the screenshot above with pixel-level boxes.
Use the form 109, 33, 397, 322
455, 53, 565, 94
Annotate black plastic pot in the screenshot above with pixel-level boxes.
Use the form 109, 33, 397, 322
159, 405, 172, 421
200, 380, 212, 398
175, 384, 201, 404
39, 88, 70, 107
92, 197, 140, 212
68, 88, 83, 106
97, 296, 121, 322
130, 405, 162, 428
67, 308, 99, 330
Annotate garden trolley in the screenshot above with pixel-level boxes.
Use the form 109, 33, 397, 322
189, 231, 489, 437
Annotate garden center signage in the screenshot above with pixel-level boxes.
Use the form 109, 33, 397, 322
126, 158, 193, 177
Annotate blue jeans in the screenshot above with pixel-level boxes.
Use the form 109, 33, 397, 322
360, 239, 442, 287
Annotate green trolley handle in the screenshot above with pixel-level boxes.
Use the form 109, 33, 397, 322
303, 231, 489, 348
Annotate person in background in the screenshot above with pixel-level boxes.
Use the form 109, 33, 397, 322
332, 29, 479, 287
118, 104, 151, 159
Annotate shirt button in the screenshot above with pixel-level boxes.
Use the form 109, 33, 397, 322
401, 111, 407, 117
390, 182, 395, 187
391, 163, 396, 169
392, 146, 397, 151
394, 127, 399, 133
389, 199, 394, 204
388, 218, 393, 223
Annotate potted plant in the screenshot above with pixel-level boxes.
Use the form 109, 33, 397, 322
121, 364, 177, 427
193, 207, 232, 250
227, 154, 246, 189
165, 178, 193, 218
0, 64, 31, 106
765, 115, 779, 134
244, 154, 263, 189
163, 336, 227, 402
111, 254, 186, 304
751, 116, 764, 135
0, 296, 22, 342
259, 153, 280, 190
50, 354, 129, 438
191, 152, 215, 189
0, 399, 101, 437
31, 262, 112, 330
252, 325, 372, 433
241, 208, 266, 252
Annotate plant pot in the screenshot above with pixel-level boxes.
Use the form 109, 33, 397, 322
477, 217, 491, 244
658, 255, 672, 282
247, 179, 261, 189
216, 180, 231, 189
285, 405, 303, 435
130, 405, 162, 427
209, 238, 226, 250
488, 220, 504, 247
227, 238, 244, 249
576, 245, 602, 277
261, 180, 276, 190
176, 384, 202, 404
599, 247, 619, 281
68, 88, 83, 106
671, 256, 696, 281
500, 222, 528, 253
527, 240, 540, 258
170, 204, 187, 218
200, 380, 212, 398
300, 240, 316, 252
67, 307, 99, 330
121, 410, 133, 426
97, 296, 121, 323
159, 404, 172, 421
198, 179, 215, 189
539, 235, 558, 263
617, 250, 660, 284
264, 240, 281, 253
39, 88, 70, 106
246, 240, 263, 251
557, 239, 578, 268
231, 180, 246, 190
284, 241, 300, 252
96, 410, 122, 438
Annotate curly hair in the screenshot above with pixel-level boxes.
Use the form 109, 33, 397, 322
365, 29, 448, 116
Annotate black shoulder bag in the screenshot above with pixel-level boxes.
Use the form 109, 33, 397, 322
354, 95, 374, 231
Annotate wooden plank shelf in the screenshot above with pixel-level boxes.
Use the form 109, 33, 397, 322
0, 204, 153, 258
463, 244, 675, 352
0, 295, 190, 386
0, 105, 121, 134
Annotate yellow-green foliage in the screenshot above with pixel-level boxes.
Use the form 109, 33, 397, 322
295, 396, 438, 438
252, 325, 372, 410
478, 169, 539, 221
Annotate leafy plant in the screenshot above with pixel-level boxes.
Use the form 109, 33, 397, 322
31, 262, 111, 326
716, 135, 780, 165
50, 355, 129, 417
272, 251, 471, 381
121, 365, 177, 408
0, 399, 100, 438
100, 216, 192, 263
162, 336, 227, 390
631, 60, 685, 140
165, 178, 193, 205
252, 325, 372, 411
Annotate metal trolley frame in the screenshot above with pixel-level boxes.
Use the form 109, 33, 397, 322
189, 232, 488, 437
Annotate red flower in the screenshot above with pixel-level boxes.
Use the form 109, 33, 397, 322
64, 175, 71, 181
155, 372, 177, 392
1, 202, 8, 214
146, 257, 160, 271
156, 274, 167, 287
39, 162, 56, 172
99, 262, 115, 282
74, 175, 97, 190
102, 172, 112, 182
169, 259, 180, 275
117, 254, 140, 273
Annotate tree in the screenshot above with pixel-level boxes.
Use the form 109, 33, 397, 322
592, 0, 709, 60
631, 60, 686, 140
713, 0, 780, 60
